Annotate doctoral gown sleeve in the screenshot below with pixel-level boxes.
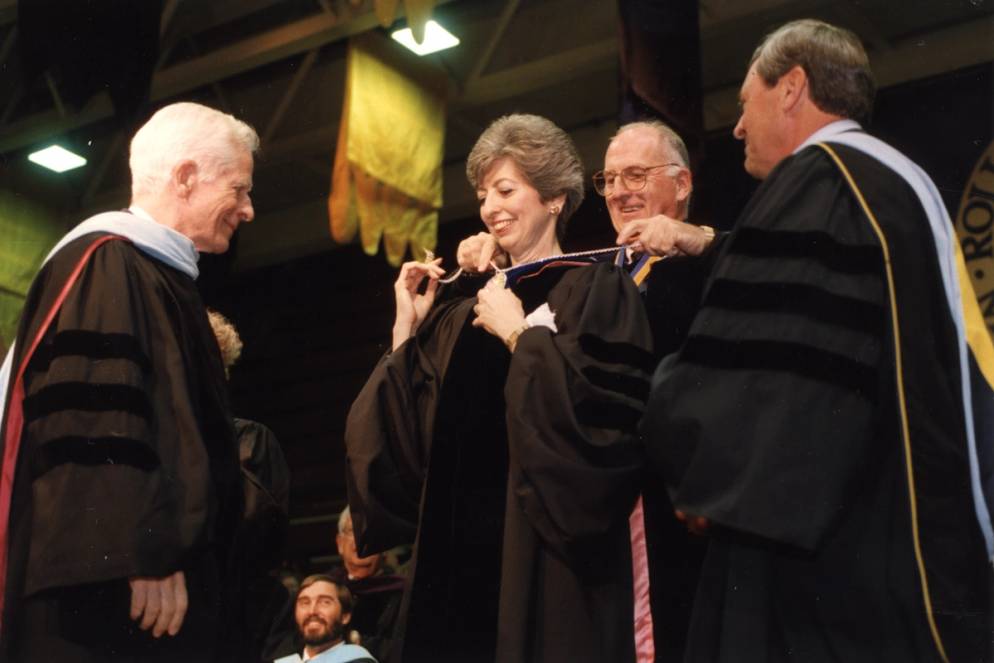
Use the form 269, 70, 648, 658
236, 417, 290, 512
643, 253, 713, 359
642, 147, 888, 552
504, 263, 654, 564
235, 418, 291, 576
16, 238, 222, 594
344, 294, 475, 556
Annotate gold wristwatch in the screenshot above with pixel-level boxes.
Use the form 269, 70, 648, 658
505, 323, 530, 353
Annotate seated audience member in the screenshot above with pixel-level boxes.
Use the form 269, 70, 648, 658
328, 508, 404, 661
275, 575, 376, 663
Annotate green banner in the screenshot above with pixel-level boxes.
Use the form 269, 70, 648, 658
0, 191, 62, 351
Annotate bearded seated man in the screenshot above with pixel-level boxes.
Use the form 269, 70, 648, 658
274, 575, 375, 663
264, 508, 404, 663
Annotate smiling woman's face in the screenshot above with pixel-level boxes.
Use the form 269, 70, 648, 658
476, 158, 558, 265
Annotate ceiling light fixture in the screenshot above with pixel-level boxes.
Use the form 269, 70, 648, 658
28, 145, 87, 173
391, 20, 460, 56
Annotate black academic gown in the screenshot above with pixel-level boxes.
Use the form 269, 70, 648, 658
345, 260, 654, 663
233, 418, 292, 663
235, 417, 290, 579
328, 566, 405, 662
643, 144, 994, 662
0, 233, 243, 662
631, 253, 713, 663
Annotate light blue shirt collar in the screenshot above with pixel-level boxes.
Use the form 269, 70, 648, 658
41, 207, 199, 279
793, 119, 863, 154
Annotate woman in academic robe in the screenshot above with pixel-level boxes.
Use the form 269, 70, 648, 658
344, 114, 654, 663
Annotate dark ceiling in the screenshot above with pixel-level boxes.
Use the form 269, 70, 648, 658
1, 0, 991, 271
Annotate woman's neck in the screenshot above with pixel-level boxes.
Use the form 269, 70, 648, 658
509, 238, 562, 267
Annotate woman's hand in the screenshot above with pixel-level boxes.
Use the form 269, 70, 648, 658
393, 258, 445, 350
472, 279, 527, 346
457, 232, 509, 273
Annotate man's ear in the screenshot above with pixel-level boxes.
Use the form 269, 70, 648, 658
780, 65, 809, 113
673, 167, 693, 204
172, 160, 198, 199
341, 612, 352, 626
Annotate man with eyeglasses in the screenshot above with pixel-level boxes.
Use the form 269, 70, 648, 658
595, 121, 720, 362
597, 121, 714, 262
595, 120, 717, 663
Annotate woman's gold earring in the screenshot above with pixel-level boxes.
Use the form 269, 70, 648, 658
550, 206, 560, 215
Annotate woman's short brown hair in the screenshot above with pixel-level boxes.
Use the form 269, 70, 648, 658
466, 114, 584, 240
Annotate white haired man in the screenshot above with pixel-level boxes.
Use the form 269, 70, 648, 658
330, 507, 403, 662
0, 102, 258, 660
335, 507, 383, 581
643, 19, 993, 661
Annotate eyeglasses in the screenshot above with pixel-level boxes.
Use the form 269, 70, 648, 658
592, 163, 681, 196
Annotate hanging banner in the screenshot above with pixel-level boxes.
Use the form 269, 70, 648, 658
329, 32, 445, 265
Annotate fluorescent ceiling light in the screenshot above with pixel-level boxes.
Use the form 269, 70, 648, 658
391, 20, 459, 56
28, 145, 87, 173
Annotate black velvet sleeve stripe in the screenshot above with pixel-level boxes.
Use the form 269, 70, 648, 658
581, 365, 650, 403
29, 330, 153, 373
681, 335, 878, 399
574, 398, 644, 434
28, 435, 160, 479
23, 382, 153, 423
730, 227, 881, 275
704, 279, 886, 337
578, 334, 655, 372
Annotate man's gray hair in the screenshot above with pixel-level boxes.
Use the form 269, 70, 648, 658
750, 19, 875, 123
613, 120, 690, 169
466, 114, 584, 241
129, 102, 259, 199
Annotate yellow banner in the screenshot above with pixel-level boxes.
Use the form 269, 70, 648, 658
329, 32, 445, 265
